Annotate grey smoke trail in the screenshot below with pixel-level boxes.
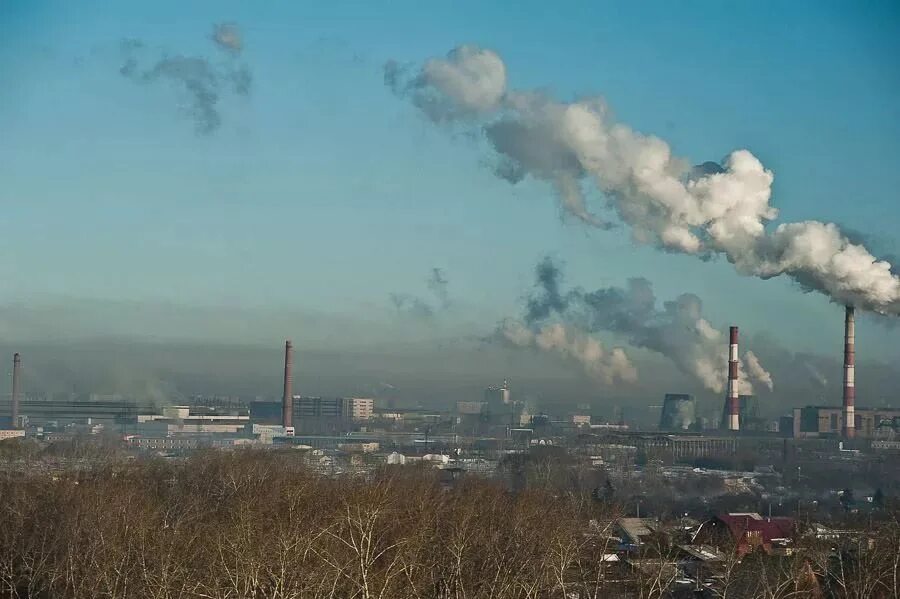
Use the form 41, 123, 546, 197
427, 267, 450, 309
390, 293, 435, 320
497, 319, 636, 385
386, 46, 900, 315
120, 23, 252, 135
523, 257, 773, 393
141, 56, 223, 135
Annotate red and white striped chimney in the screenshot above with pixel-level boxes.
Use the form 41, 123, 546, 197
11, 353, 21, 429
726, 326, 740, 431
282, 340, 293, 429
842, 306, 855, 439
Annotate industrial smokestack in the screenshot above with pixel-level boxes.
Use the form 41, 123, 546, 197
282, 340, 293, 430
724, 326, 740, 432
842, 306, 855, 439
11, 353, 21, 429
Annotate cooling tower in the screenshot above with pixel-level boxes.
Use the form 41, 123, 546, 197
659, 394, 696, 431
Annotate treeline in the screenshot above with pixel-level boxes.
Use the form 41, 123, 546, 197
0, 450, 897, 598
0, 451, 618, 598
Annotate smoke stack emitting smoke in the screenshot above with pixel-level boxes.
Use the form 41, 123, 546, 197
11, 353, 21, 429
842, 306, 855, 439
282, 340, 293, 429
386, 46, 900, 315
725, 327, 740, 431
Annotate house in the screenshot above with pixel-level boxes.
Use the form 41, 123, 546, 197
694, 513, 794, 556
616, 517, 659, 549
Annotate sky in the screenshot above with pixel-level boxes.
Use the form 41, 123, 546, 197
1, 0, 899, 413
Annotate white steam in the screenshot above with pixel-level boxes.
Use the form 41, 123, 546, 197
497, 319, 637, 385
742, 350, 774, 392
387, 45, 506, 123
420, 46, 506, 114
388, 46, 900, 314
521, 257, 775, 394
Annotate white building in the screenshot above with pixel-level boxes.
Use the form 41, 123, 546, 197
252, 424, 289, 444
386, 452, 407, 465
347, 398, 375, 420
0, 429, 25, 441
136, 407, 249, 436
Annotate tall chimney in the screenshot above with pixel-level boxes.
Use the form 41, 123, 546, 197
725, 326, 740, 432
11, 353, 21, 429
282, 340, 293, 429
842, 306, 855, 439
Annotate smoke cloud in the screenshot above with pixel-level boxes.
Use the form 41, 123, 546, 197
387, 46, 900, 315
120, 23, 252, 135
390, 267, 451, 320
211, 23, 243, 54
386, 45, 506, 123
496, 319, 636, 385
522, 257, 773, 394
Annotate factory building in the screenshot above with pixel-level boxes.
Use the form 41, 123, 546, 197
790, 406, 900, 439
456, 401, 485, 416
127, 436, 201, 451
250, 397, 376, 433
347, 398, 374, 420
481, 379, 523, 427
484, 380, 511, 407
250, 400, 283, 424
295, 397, 347, 420
0, 397, 147, 431
251, 424, 289, 444
135, 406, 250, 435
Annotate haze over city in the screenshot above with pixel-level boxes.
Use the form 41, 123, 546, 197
3, 0, 899, 421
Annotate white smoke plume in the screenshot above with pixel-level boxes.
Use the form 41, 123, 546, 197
387, 46, 900, 315
386, 45, 506, 122
743, 350, 774, 392
522, 257, 774, 394
497, 319, 637, 385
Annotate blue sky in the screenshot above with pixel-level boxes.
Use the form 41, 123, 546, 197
1, 0, 899, 361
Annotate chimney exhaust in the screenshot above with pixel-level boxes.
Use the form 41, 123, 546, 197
282, 340, 293, 429
725, 326, 740, 432
842, 306, 855, 439
11, 353, 20, 429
